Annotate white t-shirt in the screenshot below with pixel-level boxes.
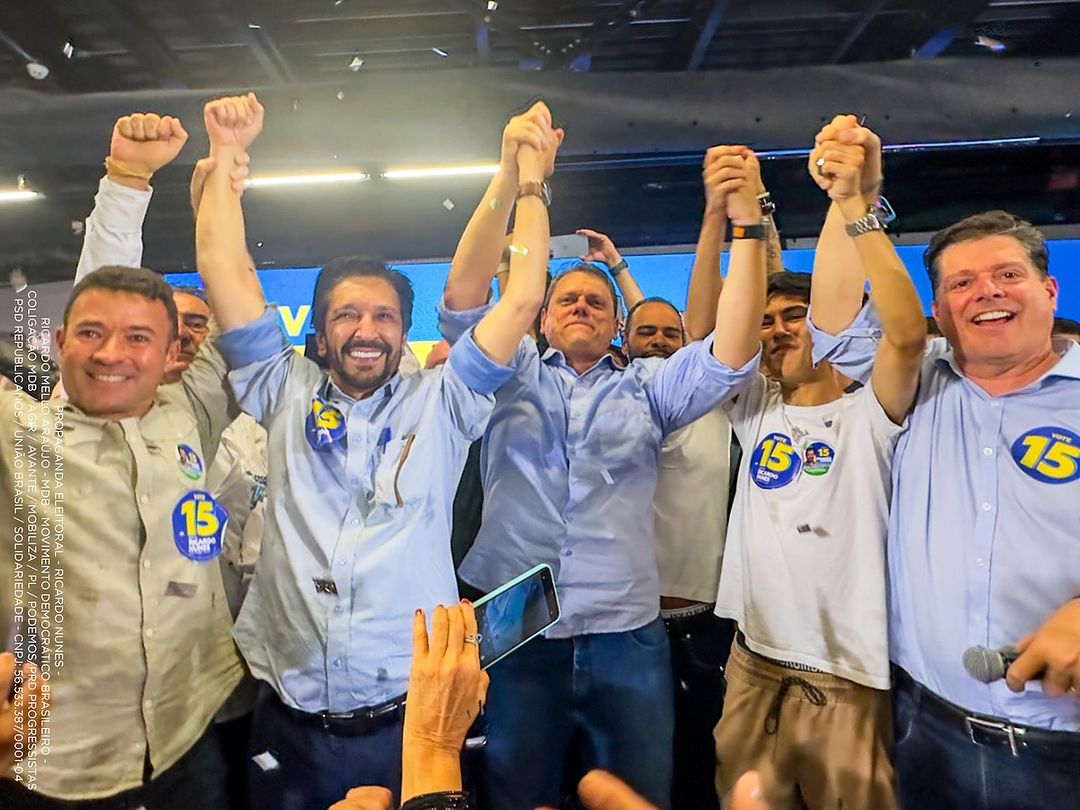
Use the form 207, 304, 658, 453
716, 374, 903, 689
653, 406, 732, 602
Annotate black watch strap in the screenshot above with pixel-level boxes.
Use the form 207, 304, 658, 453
731, 223, 769, 240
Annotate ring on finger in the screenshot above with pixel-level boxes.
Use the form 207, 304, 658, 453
815, 157, 826, 176
464, 633, 481, 646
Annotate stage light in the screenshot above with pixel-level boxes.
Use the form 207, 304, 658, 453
382, 164, 500, 180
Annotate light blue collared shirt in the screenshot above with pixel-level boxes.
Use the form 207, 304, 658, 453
217, 308, 513, 712
442, 304, 758, 638
811, 307, 1080, 730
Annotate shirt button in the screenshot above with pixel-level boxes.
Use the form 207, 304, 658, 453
974, 615, 986, 626
145, 628, 154, 639
142, 560, 151, 570
981, 502, 992, 512
983, 447, 993, 456
975, 558, 985, 567
144, 699, 153, 710
333, 658, 342, 668
351, 518, 360, 526
990, 401, 1001, 409
352, 435, 361, 445
562, 549, 573, 557
349, 478, 360, 487
337, 559, 346, 567
334, 606, 344, 614
140, 494, 149, 504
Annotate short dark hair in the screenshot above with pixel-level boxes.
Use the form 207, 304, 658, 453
311, 256, 415, 334
543, 262, 619, 315
924, 210, 1049, 294
624, 296, 683, 338
1053, 316, 1080, 337
766, 271, 812, 305
64, 266, 178, 342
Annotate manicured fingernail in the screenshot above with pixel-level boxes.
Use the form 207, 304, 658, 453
461, 598, 471, 605
415, 609, 422, 616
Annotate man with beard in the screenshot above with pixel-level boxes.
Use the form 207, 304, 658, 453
191, 93, 557, 808
439, 144, 767, 809
809, 118, 1080, 810
710, 121, 926, 809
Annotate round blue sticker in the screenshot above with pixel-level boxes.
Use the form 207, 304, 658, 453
749, 432, 802, 490
305, 397, 347, 450
1010, 426, 1080, 484
172, 490, 229, 561
176, 443, 204, 480
802, 441, 836, 477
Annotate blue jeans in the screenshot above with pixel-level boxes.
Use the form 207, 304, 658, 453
893, 672, 1080, 810
479, 618, 674, 810
246, 687, 404, 810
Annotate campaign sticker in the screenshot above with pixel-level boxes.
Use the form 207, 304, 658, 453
1010, 426, 1080, 484
305, 397, 347, 450
802, 441, 836, 477
749, 432, 801, 490
176, 443, 204, 480
172, 490, 229, 561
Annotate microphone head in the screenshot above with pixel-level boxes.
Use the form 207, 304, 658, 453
963, 645, 1007, 683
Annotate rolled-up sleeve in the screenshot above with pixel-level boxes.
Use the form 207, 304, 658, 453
437, 326, 517, 440
647, 336, 761, 435
438, 300, 492, 344
218, 308, 303, 424
807, 301, 882, 385
75, 178, 152, 281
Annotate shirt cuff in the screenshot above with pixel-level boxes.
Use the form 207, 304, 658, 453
446, 325, 515, 395
807, 300, 882, 367
698, 334, 763, 380
438, 300, 493, 344
217, 307, 290, 369
89, 176, 154, 232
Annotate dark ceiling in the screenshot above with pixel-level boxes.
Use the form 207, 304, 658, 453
2, 0, 1080, 283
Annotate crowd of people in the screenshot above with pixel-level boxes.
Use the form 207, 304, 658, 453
1, 92, 1078, 810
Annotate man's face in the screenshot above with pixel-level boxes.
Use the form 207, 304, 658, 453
540, 271, 618, 364
932, 235, 1057, 368
172, 291, 211, 374
316, 276, 406, 398
57, 289, 178, 420
760, 294, 815, 383
624, 302, 685, 361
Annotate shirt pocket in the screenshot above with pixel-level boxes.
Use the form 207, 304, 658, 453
590, 405, 658, 472
372, 435, 419, 507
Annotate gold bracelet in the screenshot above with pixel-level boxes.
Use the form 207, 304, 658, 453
104, 156, 153, 182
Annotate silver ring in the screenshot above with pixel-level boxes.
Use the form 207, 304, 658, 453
815, 156, 826, 176
464, 633, 481, 646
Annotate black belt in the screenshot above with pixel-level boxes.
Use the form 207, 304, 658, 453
894, 667, 1080, 758
277, 692, 406, 737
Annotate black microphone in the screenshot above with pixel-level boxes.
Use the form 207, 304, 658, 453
962, 645, 1021, 683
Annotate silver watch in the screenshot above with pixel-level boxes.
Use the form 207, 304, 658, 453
845, 210, 886, 237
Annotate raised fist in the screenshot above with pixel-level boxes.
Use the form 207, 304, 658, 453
204, 92, 264, 152
109, 113, 189, 176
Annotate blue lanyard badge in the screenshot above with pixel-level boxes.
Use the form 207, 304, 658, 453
172, 490, 229, 561
306, 395, 347, 450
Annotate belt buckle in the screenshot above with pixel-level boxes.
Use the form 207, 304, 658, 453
965, 715, 1024, 757
320, 710, 356, 732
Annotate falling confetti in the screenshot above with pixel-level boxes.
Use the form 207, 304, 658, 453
443, 198, 455, 211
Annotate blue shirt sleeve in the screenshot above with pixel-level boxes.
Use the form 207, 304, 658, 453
445, 325, 516, 396
645, 336, 760, 436
217, 307, 291, 369
438, 300, 493, 344
807, 300, 882, 385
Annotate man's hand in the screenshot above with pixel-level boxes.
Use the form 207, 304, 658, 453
1, 653, 47, 772
329, 787, 393, 810
1007, 598, 1080, 697
812, 114, 882, 199
703, 147, 762, 226
108, 113, 189, 187
203, 92, 265, 154
577, 228, 623, 268
190, 152, 251, 216
809, 138, 865, 203
511, 101, 563, 182
501, 103, 559, 178
572, 770, 770, 810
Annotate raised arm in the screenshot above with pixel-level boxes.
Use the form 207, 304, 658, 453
710, 149, 768, 368
812, 127, 924, 424
808, 115, 884, 334
577, 229, 643, 310
444, 103, 562, 311
196, 93, 267, 331
75, 112, 189, 282
470, 105, 560, 364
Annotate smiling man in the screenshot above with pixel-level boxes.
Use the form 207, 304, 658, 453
191, 93, 556, 808
811, 149, 1080, 805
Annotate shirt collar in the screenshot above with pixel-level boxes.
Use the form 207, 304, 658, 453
935, 337, 1080, 387
322, 371, 402, 406
541, 347, 622, 375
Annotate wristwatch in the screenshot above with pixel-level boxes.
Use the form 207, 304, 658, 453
757, 191, 776, 218
731, 223, 770, 240
517, 180, 551, 208
845, 209, 887, 237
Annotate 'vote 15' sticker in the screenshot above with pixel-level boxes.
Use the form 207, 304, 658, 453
172, 490, 229, 561
1010, 426, 1080, 484
749, 432, 801, 490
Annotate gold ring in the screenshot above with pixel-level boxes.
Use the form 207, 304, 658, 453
464, 633, 481, 646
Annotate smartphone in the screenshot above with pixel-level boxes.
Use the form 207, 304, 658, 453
549, 233, 589, 261
473, 563, 560, 669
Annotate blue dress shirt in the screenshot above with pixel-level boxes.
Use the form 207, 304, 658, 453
442, 304, 759, 638
217, 308, 514, 711
811, 307, 1080, 730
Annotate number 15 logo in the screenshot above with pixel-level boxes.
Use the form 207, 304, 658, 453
1011, 427, 1080, 484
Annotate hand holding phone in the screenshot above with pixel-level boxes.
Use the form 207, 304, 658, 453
473, 563, 560, 669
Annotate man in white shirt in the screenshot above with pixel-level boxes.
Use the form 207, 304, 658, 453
711, 124, 926, 809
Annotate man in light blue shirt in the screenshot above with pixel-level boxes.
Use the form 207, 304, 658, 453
810, 121, 1080, 810
193, 93, 560, 808
440, 148, 768, 809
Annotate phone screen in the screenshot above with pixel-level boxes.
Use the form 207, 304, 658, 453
473, 564, 560, 669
